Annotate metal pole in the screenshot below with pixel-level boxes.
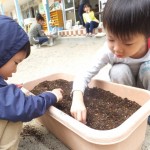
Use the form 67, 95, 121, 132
42, 0, 52, 32
0, 3, 4, 15
27, 0, 31, 18
61, 0, 66, 29
13, 0, 23, 27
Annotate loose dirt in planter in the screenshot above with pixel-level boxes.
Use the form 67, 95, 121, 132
30, 79, 141, 130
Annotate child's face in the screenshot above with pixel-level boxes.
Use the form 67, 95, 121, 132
38, 20, 44, 25
0, 51, 26, 80
106, 30, 148, 59
84, 6, 90, 12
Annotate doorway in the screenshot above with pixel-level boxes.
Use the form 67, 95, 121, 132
62, 0, 76, 28
62, 0, 105, 28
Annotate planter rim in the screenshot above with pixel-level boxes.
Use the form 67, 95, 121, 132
48, 100, 150, 145
23, 73, 150, 145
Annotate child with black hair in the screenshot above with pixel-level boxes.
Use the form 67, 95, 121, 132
83, 3, 99, 37
71, 0, 150, 125
0, 15, 63, 150
28, 13, 51, 47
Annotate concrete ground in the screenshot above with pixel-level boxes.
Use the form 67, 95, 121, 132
8, 36, 150, 150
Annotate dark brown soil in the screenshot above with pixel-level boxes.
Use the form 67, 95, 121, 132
30, 79, 141, 130
20, 125, 44, 142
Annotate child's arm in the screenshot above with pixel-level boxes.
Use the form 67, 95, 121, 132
71, 44, 110, 123
90, 11, 99, 22
37, 24, 46, 37
90, 11, 95, 20
73, 53, 108, 93
82, 13, 87, 24
70, 90, 87, 124
0, 84, 63, 122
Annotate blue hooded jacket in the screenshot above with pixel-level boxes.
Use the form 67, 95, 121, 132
0, 15, 57, 122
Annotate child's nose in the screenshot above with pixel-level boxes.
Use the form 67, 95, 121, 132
113, 43, 122, 53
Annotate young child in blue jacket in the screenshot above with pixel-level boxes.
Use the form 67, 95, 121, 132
71, 0, 150, 125
0, 15, 63, 150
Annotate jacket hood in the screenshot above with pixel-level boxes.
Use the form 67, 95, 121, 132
0, 15, 29, 67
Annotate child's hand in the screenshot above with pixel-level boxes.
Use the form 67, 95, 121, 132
51, 88, 63, 102
70, 91, 87, 124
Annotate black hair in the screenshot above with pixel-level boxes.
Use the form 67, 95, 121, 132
95, 4, 98, 7
36, 13, 44, 21
20, 41, 31, 58
83, 3, 92, 11
103, 0, 150, 39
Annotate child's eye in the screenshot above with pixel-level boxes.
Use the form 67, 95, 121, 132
108, 39, 114, 42
125, 43, 133, 46
108, 40, 114, 42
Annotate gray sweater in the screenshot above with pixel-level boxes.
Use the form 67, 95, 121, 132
28, 23, 46, 45
73, 42, 150, 93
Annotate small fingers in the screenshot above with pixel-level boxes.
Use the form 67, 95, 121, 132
82, 110, 87, 124
56, 88, 64, 94
71, 110, 87, 124
59, 88, 64, 94
77, 111, 82, 122
72, 112, 77, 120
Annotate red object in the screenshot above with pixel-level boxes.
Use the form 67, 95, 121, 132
148, 38, 150, 48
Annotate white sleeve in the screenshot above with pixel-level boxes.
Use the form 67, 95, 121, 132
72, 43, 110, 93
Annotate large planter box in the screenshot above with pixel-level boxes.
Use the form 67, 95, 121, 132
23, 73, 150, 150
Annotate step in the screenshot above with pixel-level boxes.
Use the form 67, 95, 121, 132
58, 28, 102, 37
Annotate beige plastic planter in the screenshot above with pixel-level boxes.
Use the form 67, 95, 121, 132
23, 73, 150, 150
